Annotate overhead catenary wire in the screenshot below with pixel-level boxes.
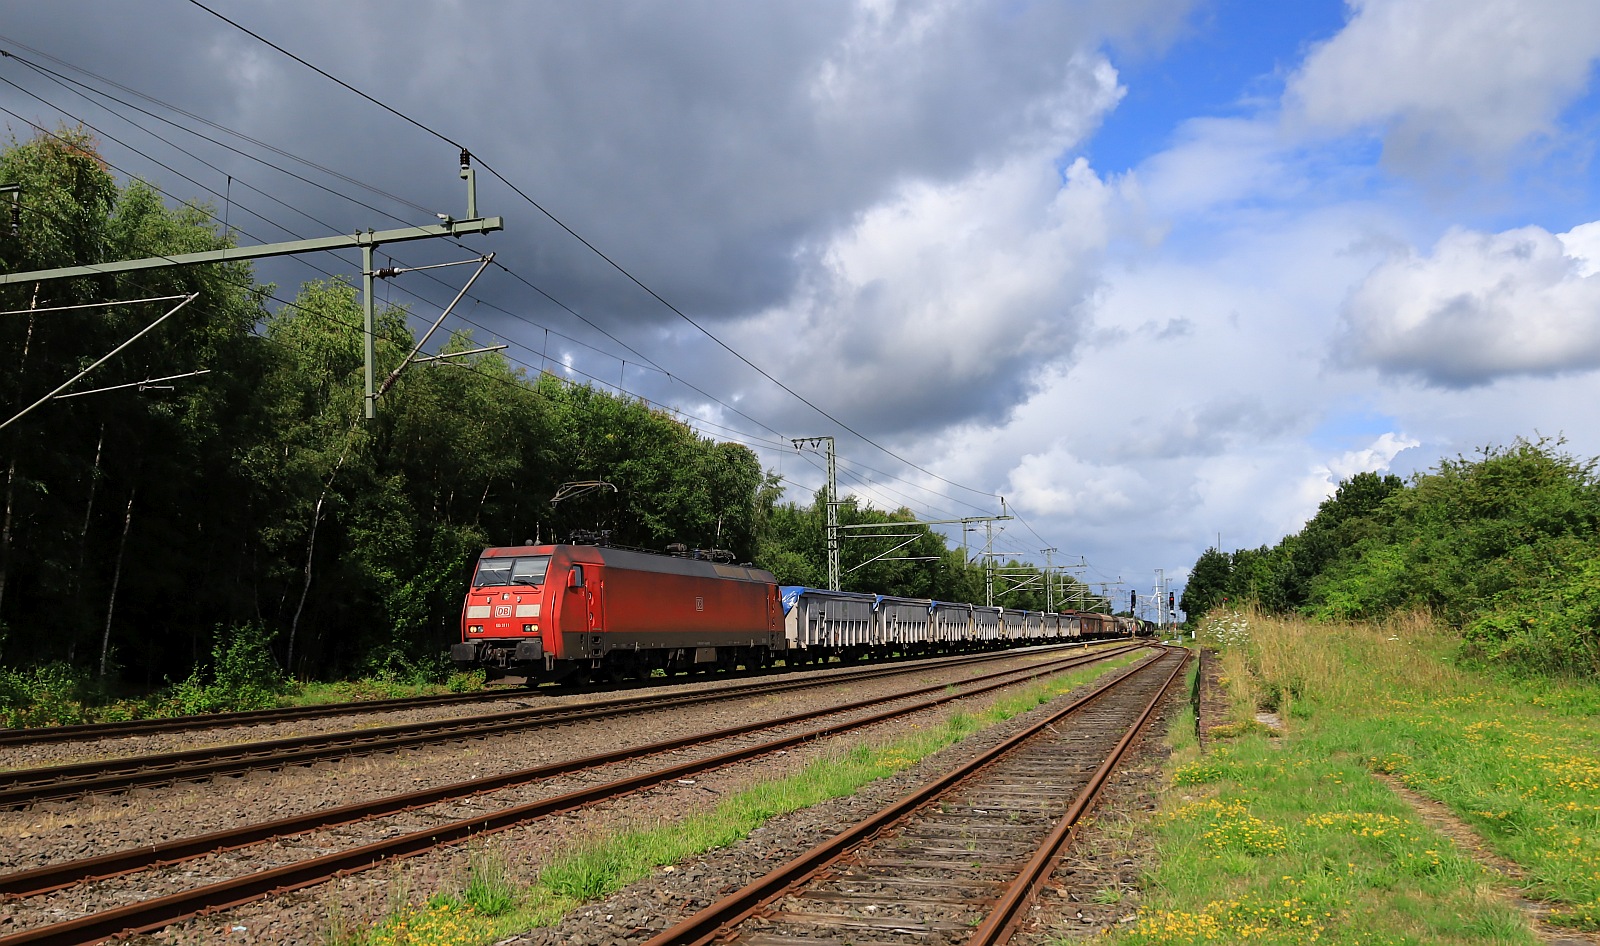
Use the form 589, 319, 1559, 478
6, 17, 1076, 566
3, 54, 944, 528
0, 38, 436, 217
0, 293, 198, 431
182, 1, 465, 153
0, 85, 652, 422
1, 51, 418, 231
180, 0, 1006, 505
16, 46, 893, 492
0, 46, 797, 454
1, 202, 829, 542
4, 184, 1038, 570
5, 192, 805, 485
0, 294, 190, 317
6, 212, 790, 488
3, 37, 995, 533
54, 368, 213, 399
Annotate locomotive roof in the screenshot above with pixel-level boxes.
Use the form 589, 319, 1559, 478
479, 543, 776, 584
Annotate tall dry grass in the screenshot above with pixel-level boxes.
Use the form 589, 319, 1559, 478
1201, 607, 1469, 720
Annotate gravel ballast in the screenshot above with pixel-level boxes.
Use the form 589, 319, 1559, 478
1, 646, 1142, 944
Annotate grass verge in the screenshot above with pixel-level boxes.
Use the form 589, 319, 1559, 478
0, 654, 484, 728
1098, 610, 1599, 945
328, 649, 1147, 945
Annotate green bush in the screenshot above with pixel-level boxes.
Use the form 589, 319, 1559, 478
1189, 437, 1600, 678
361, 641, 450, 688
160, 623, 288, 715
1465, 544, 1600, 678
0, 662, 91, 727
446, 668, 486, 692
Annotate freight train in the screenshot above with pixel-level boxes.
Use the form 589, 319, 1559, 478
450, 542, 1138, 683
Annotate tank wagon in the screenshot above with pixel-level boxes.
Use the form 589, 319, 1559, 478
454, 543, 1132, 682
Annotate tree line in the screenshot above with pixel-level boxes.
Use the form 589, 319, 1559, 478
1181, 438, 1600, 676
0, 130, 1100, 689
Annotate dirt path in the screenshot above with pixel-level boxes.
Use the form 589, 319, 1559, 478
1375, 773, 1600, 946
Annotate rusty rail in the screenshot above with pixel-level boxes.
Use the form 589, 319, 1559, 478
0, 645, 1105, 808
968, 648, 1188, 945
642, 646, 1187, 946
0, 647, 1149, 946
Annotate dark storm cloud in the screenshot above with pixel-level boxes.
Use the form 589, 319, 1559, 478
1, 0, 1191, 441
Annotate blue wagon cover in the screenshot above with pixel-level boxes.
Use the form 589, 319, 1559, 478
780, 585, 806, 615
781, 586, 889, 615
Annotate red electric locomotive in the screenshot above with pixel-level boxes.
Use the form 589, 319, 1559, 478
451, 543, 782, 682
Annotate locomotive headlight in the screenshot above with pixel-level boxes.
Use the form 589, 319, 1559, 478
469, 625, 484, 634
523, 624, 535, 633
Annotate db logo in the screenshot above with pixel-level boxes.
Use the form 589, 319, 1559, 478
495, 605, 512, 617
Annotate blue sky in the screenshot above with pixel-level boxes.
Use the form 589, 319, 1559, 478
1092, 1, 1350, 174
6, 0, 1600, 610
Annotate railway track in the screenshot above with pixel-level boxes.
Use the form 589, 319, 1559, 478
0, 644, 1152, 946
0, 643, 1088, 749
643, 645, 1188, 946
0, 645, 1094, 748
0, 644, 1110, 809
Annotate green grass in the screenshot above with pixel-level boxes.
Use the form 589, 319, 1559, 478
1098, 610, 1600, 945
1354, 692, 1600, 926
292, 670, 486, 705
324, 650, 1146, 944
0, 666, 488, 729
1119, 733, 1525, 945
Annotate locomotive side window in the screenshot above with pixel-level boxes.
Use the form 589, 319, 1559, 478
474, 556, 551, 587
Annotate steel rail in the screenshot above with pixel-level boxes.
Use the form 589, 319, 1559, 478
0, 643, 1101, 747
0, 645, 1101, 808
640, 646, 1185, 946
0, 644, 1140, 900
967, 649, 1189, 946
0, 648, 1152, 946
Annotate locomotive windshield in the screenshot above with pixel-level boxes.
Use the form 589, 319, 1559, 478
473, 555, 551, 587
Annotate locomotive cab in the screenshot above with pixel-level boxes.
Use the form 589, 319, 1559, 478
453, 545, 570, 674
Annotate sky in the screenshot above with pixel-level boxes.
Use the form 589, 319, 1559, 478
4, 0, 1600, 616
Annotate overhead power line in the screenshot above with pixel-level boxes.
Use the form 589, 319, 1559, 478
11, 8, 1039, 547
181, 0, 1004, 504
0, 39, 435, 216
0, 43, 798, 459
183, 1, 464, 152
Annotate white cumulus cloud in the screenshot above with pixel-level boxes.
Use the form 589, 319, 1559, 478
1285, 0, 1600, 169
733, 103, 1130, 435
1326, 431, 1420, 480
1291, 431, 1420, 521
1335, 223, 1600, 386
